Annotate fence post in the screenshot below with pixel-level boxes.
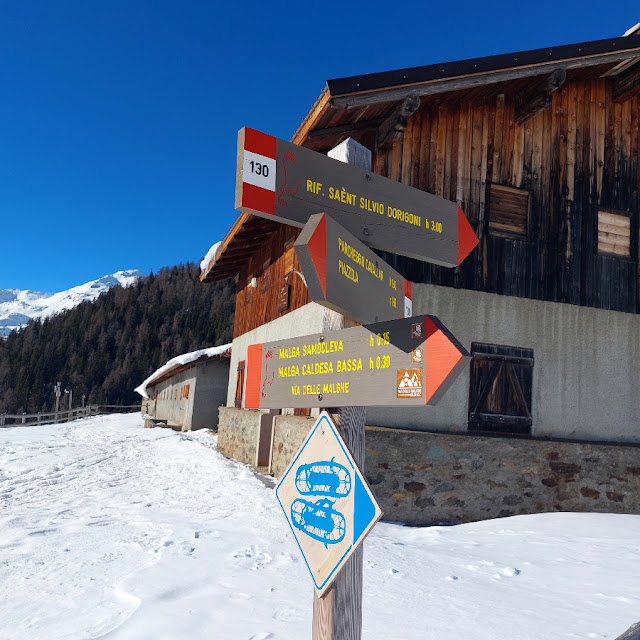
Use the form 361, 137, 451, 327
21, 413, 26, 425
0, 414, 5, 426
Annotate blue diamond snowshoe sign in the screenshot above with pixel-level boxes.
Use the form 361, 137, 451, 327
275, 411, 382, 595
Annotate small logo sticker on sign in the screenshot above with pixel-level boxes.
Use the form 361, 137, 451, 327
411, 323, 423, 339
397, 369, 423, 398
411, 348, 423, 363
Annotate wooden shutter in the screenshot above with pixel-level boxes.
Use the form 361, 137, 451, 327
277, 284, 291, 312
468, 343, 533, 434
488, 184, 530, 238
234, 360, 246, 408
598, 209, 631, 257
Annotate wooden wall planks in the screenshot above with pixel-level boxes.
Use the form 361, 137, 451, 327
233, 223, 311, 338
229, 77, 639, 341
370, 79, 639, 314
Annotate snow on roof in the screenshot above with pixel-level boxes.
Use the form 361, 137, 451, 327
624, 23, 640, 37
134, 343, 231, 399
200, 242, 222, 274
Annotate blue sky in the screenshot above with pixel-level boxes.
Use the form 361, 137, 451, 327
1, 0, 637, 291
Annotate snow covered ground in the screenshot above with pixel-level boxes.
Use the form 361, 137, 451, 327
1, 414, 639, 640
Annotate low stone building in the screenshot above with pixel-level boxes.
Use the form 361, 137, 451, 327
136, 344, 231, 432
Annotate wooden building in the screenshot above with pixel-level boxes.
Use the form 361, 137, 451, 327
203, 29, 640, 425
205, 30, 640, 320
200, 30, 640, 523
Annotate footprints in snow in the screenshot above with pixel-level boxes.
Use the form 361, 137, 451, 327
162, 540, 195, 556
232, 545, 273, 570
444, 560, 521, 582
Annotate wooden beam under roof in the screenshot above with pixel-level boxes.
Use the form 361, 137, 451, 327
199, 213, 250, 282
200, 213, 282, 283
612, 62, 640, 102
305, 117, 385, 140
514, 69, 566, 124
376, 94, 420, 149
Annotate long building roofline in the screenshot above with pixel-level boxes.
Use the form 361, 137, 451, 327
326, 34, 640, 107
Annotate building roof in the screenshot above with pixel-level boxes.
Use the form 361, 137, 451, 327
293, 32, 640, 151
326, 34, 640, 105
201, 31, 640, 283
134, 343, 232, 398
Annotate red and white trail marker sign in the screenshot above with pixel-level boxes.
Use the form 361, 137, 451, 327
235, 127, 479, 267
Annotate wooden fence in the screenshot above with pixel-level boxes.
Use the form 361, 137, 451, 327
0, 405, 142, 428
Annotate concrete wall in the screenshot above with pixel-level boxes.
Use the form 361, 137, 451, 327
191, 359, 230, 430
227, 286, 640, 443
217, 408, 640, 525
368, 283, 640, 444
148, 358, 230, 431
365, 427, 640, 525
150, 368, 198, 431
227, 302, 333, 409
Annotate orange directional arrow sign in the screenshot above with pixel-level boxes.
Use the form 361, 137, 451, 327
245, 315, 470, 409
236, 127, 479, 267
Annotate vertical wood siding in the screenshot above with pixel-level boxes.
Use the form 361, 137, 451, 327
233, 224, 310, 337
372, 80, 639, 313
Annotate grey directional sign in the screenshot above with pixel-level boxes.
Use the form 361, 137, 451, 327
235, 127, 479, 267
295, 213, 413, 324
244, 315, 470, 410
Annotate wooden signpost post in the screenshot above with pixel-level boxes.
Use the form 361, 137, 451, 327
295, 212, 413, 324
244, 315, 470, 410
234, 130, 478, 640
235, 127, 479, 266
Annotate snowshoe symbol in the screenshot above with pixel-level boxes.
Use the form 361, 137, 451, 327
291, 498, 346, 546
295, 459, 352, 498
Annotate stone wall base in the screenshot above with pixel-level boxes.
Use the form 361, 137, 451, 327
217, 408, 640, 525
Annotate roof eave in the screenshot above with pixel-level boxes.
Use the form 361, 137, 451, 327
329, 35, 640, 108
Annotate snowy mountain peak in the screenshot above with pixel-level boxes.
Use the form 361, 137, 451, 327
0, 270, 146, 337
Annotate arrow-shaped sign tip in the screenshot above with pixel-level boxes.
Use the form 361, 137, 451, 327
458, 206, 479, 266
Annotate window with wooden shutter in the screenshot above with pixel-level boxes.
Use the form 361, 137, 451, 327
468, 343, 533, 435
488, 184, 530, 238
234, 360, 245, 408
598, 209, 631, 257
277, 283, 291, 312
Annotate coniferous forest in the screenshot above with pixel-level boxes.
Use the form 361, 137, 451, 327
0, 264, 235, 414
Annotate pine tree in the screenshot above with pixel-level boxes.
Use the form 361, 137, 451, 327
0, 263, 234, 414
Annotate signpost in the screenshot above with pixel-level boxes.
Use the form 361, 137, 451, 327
235, 129, 477, 640
236, 127, 479, 267
244, 315, 470, 410
275, 411, 382, 595
295, 212, 413, 324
